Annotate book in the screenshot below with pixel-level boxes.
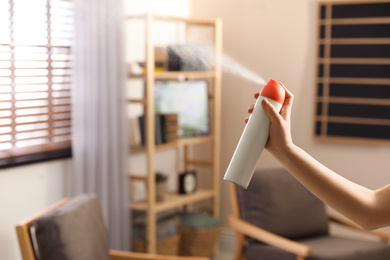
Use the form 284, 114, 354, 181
138, 115, 164, 145
138, 114, 178, 145
160, 113, 178, 143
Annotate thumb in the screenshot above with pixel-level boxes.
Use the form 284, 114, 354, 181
261, 99, 281, 124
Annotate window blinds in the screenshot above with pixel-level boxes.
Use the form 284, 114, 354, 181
0, 0, 72, 165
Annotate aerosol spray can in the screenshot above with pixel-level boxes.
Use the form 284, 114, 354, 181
223, 79, 285, 188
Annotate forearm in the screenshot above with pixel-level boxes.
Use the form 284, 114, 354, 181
272, 143, 384, 230
257, 85, 390, 229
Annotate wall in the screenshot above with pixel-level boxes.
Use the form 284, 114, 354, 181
0, 159, 72, 260
190, 0, 390, 224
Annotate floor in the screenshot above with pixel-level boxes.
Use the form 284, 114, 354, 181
214, 249, 235, 260
213, 227, 236, 260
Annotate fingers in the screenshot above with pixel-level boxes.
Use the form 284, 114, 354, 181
245, 104, 254, 124
248, 104, 254, 114
249, 82, 293, 124
276, 82, 294, 122
279, 82, 294, 107
261, 99, 281, 124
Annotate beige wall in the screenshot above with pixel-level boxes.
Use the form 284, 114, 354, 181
191, 0, 390, 220
0, 159, 72, 260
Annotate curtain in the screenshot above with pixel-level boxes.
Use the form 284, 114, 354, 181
71, 0, 130, 250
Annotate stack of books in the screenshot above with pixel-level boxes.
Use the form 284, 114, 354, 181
138, 113, 179, 145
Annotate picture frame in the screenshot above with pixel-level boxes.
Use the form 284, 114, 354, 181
154, 80, 210, 137
178, 170, 197, 194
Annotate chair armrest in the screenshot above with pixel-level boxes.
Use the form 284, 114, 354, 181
328, 213, 390, 242
109, 250, 209, 260
228, 216, 311, 258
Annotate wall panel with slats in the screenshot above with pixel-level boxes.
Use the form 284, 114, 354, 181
315, 0, 390, 144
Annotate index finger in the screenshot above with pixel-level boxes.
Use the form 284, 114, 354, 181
278, 82, 294, 107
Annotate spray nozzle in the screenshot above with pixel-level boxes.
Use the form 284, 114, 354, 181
260, 79, 285, 105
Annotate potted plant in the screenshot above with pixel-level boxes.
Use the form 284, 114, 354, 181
155, 172, 167, 202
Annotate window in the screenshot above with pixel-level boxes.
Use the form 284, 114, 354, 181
0, 0, 73, 167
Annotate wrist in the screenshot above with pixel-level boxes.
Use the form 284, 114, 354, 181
269, 140, 296, 162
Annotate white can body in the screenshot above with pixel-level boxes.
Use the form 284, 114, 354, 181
223, 96, 283, 189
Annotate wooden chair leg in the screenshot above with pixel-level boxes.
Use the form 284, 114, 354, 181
234, 233, 245, 260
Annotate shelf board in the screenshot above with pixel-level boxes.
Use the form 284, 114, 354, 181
176, 135, 214, 146
131, 189, 215, 213
152, 14, 217, 26
130, 135, 214, 154
126, 14, 217, 26
156, 71, 215, 80
128, 71, 215, 80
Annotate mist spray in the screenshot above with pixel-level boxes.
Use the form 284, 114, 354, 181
223, 79, 285, 189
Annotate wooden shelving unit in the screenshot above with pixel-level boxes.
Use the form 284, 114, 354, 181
131, 189, 215, 213
130, 136, 214, 154
129, 71, 216, 80
126, 14, 222, 254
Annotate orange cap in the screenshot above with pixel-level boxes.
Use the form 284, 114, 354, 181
260, 79, 285, 105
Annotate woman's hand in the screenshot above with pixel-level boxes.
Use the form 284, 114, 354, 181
245, 82, 294, 156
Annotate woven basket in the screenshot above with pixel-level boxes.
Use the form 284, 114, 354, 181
179, 226, 221, 257
133, 233, 180, 255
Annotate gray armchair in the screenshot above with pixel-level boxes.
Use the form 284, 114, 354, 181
229, 168, 390, 260
16, 194, 208, 260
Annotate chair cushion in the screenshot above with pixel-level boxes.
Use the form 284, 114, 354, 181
34, 194, 111, 260
299, 236, 390, 260
236, 168, 329, 240
246, 236, 390, 260
246, 242, 297, 260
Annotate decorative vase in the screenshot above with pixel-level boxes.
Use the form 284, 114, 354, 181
156, 180, 167, 202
